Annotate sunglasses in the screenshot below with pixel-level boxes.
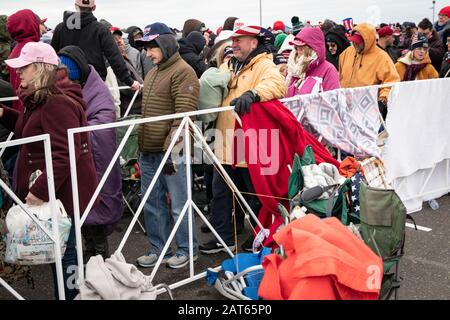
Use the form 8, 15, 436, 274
327, 43, 337, 48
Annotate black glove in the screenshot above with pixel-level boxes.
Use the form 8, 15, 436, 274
162, 157, 177, 176
378, 100, 388, 121
230, 90, 260, 116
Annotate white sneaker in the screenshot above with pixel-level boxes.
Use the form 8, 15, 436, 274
136, 254, 169, 268
166, 254, 198, 269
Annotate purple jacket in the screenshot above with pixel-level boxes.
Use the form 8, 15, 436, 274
83, 65, 123, 229
287, 27, 340, 97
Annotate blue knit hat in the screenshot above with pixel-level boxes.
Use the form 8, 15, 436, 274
410, 33, 428, 51
59, 55, 81, 81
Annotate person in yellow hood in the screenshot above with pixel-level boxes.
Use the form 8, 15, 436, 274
339, 23, 400, 119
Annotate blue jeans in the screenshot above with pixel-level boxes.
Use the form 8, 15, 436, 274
140, 153, 197, 257
51, 222, 78, 300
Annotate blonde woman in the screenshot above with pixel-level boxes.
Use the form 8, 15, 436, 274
395, 33, 439, 81
0, 42, 98, 300
286, 27, 340, 97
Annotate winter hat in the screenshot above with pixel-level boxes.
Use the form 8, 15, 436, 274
274, 33, 288, 50
402, 21, 417, 30
223, 46, 233, 58
182, 19, 206, 38
58, 45, 90, 85
75, 0, 96, 8
273, 20, 286, 32
439, 6, 450, 18
223, 17, 239, 31
291, 16, 302, 35
59, 55, 81, 81
274, 53, 287, 65
410, 33, 429, 51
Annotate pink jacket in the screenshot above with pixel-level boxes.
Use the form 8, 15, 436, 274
287, 27, 340, 97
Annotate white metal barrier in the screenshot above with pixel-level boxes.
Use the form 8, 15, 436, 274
0, 134, 65, 300
67, 107, 266, 295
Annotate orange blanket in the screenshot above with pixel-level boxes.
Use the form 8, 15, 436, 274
258, 215, 382, 300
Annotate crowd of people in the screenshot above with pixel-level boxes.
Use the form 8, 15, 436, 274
0, 0, 450, 299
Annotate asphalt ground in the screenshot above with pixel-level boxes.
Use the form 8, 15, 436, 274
1, 188, 449, 300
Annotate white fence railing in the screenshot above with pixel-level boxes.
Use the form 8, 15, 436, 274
0, 134, 65, 300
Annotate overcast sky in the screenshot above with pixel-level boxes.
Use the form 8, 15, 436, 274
1, 0, 445, 31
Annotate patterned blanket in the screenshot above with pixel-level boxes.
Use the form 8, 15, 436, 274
282, 87, 382, 159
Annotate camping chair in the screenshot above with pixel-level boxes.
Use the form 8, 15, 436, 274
288, 149, 407, 300
115, 115, 145, 233
207, 247, 271, 300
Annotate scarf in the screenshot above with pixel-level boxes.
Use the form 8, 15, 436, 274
403, 62, 427, 81
286, 49, 318, 88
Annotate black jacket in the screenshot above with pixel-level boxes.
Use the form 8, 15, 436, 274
377, 44, 399, 64
178, 32, 206, 78
51, 11, 133, 86
428, 30, 446, 72
325, 27, 350, 70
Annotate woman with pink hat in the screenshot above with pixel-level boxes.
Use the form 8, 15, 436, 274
0, 41, 98, 300
285, 27, 340, 97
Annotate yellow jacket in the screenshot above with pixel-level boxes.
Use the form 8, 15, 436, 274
216, 52, 287, 165
339, 23, 400, 101
395, 52, 439, 81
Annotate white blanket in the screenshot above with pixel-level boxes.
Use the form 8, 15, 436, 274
384, 78, 450, 212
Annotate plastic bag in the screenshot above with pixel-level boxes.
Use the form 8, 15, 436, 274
4, 200, 71, 265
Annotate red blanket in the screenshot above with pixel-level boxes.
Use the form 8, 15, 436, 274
233, 100, 339, 247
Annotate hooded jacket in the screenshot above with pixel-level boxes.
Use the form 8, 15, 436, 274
6, 9, 40, 111
126, 26, 143, 50
51, 11, 134, 86
216, 47, 287, 165
82, 66, 124, 228
182, 19, 205, 38
0, 77, 98, 217
58, 45, 91, 86
395, 52, 439, 81
286, 27, 340, 97
0, 15, 11, 82
126, 25, 153, 76
56, 45, 124, 228
178, 31, 207, 78
339, 23, 400, 101
138, 34, 199, 153
427, 30, 446, 72
325, 27, 350, 70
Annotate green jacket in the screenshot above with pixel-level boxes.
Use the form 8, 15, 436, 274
138, 52, 199, 153
0, 15, 11, 81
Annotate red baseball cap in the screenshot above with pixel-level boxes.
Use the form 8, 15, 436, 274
289, 34, 307, 46
377, 26, 394, 38
109, 26, 123, 36
348, 31, 364, 44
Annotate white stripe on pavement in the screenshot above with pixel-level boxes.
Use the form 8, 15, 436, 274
406, 223, 432, 232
